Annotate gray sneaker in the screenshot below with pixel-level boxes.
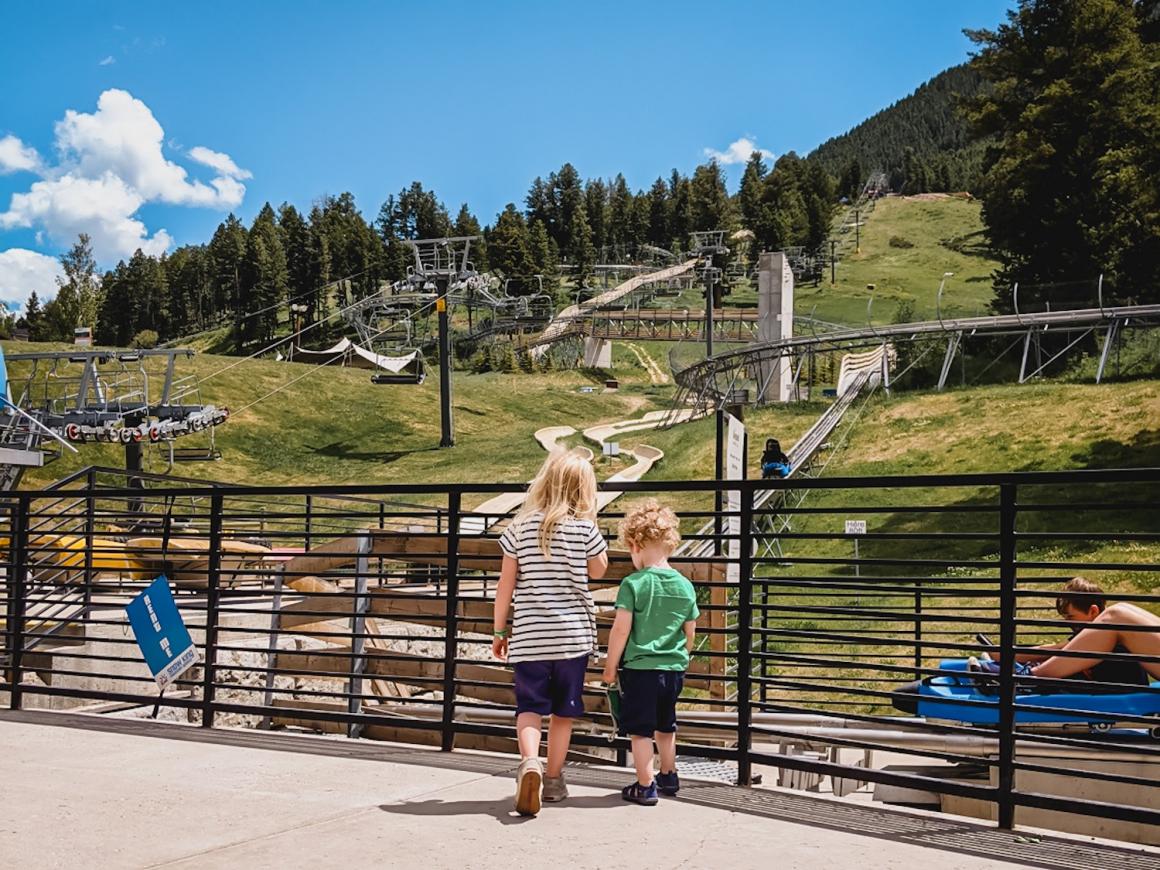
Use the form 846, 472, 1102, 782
542, 774, 569, 802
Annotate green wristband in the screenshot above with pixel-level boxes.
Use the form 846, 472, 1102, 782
493, 629, 508, 638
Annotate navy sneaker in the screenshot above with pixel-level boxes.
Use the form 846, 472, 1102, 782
621, 780, 659, 806
968, 657, 1033, 676
656, 770, 680, 796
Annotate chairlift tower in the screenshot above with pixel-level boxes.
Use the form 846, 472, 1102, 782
402, 236, 481, 448
690, 231, 730, 358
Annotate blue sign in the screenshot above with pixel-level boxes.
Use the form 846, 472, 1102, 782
125, 575, 199, 690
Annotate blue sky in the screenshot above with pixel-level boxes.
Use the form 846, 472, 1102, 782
0, 0, 1013, 306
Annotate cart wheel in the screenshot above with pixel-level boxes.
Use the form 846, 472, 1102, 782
119, 427, 133, 444
64, 423, 79, 441
1091, 722, 1112, 733
1150, 724, 1160, 741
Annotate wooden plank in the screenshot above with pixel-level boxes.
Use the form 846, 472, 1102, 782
709, 583, 729, 710
283, 534, 369, 576
371, 532, 723, 582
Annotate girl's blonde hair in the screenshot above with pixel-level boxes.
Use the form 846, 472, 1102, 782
618, 498, 681, 552
518, 448, 598, 556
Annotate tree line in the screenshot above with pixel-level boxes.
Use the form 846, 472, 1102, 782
12, 156, 835, 350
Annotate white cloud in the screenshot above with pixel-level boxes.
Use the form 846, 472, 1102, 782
0, 88, 247, 262
54, 89, 245, 208
0, 248, 64, 311
188, 145, 252, 180
0, 135, 42, 174
1, 173, 172, 261
99, 55, 116, 66
703, 137, 775, 166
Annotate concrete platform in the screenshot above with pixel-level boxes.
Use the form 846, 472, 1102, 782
1, 710, 1157, 870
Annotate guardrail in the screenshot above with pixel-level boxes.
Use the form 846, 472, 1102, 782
1, 468, 1158, 839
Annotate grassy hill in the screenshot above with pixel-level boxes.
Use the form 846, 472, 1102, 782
795, 194, 1000, 325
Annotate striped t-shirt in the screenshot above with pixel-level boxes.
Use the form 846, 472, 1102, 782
498, 512, 608, 663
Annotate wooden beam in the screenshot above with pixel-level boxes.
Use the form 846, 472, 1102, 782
283, 530, 724, 585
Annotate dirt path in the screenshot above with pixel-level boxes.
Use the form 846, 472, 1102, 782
626, 342, 668, 384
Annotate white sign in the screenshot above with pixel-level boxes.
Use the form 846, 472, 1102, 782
725, 412, 745, 584
845, 520, 867, 535
602, 441, 620, 457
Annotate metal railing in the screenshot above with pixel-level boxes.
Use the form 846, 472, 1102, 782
1, 468, 1158, 839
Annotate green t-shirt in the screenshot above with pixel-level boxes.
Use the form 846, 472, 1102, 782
614, 566, 700, 671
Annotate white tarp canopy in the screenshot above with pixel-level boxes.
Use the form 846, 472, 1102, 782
294, 338, 418, 373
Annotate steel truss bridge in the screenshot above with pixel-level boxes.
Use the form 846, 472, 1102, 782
669, 302, 1160, 417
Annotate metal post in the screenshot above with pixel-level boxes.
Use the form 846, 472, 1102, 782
735, 488, 755, 786
304, 495, 313, 551
5, 495, 29, 708
440, 491, 463, 752
124, 412, 144, 515
830, 240, 836, 285
913, 583, 923, 681
200, 491, 224, 728
82, 477, 95, 616
714, 410, 725, 556
348, 533, 371, 738
1018, 330, 1032, 384
259, 568, 285, 728
997, 483, 1018, 829
854, 208, 860, 253
937, 333, 960, 391
1096, 320, 1118, 384
704, 271, 715, 359
438, 288, 454, 448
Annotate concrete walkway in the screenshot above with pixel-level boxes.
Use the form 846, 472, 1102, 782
1, 710, 1156, 870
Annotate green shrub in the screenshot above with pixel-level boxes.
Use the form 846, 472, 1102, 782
131, 329, 159, 349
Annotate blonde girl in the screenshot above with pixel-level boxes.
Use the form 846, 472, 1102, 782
493, 448, 608, 815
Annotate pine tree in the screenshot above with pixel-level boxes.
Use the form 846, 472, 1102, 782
646, 177, 670, 248
54, 234, 102, 334
584, 179, 608, 255
243, 203, 289, 344
738, 152, 769, 234
668, 169, 692, 251
569, 204, 596, 288
278, 203, 313, 307
22, 290, 45, 341
453, 203, 486, 272
528, 219, 558, 291
488, 204, 536, 293
689, 160, 735, 232
207, 214, 247, 321
966, 0, 1160, 306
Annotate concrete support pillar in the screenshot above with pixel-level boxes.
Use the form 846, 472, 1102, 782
757, 252, 794, 403
583, 337, 612, 368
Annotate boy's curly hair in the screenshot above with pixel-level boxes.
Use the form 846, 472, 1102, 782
618, 498, 681, 552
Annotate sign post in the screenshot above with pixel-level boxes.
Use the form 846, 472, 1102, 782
725, 412, 746, 584
845, 519, 866, 578
125, 575, 199, 696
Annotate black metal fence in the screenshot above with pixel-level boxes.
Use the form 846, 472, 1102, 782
2, 467, 1159, 839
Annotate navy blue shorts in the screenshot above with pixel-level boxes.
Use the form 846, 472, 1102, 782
513, 655, 589, 717
618, 668, 684, 736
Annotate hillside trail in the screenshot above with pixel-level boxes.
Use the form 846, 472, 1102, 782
626, 342, 668, 384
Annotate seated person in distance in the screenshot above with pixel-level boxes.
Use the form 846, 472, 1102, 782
760, 438, 791, 479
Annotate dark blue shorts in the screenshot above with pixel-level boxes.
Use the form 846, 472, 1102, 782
618, 668, 684, 736
513, 655, 589, 717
